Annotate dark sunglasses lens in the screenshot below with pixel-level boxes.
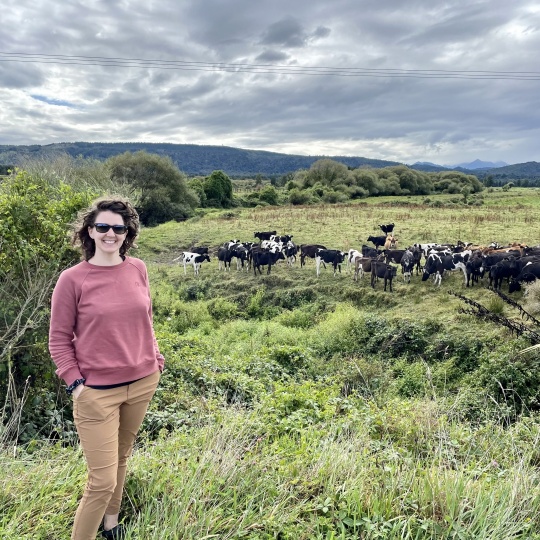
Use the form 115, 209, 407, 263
94, 224, 127, 234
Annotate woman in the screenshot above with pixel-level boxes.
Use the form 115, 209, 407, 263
49, 197, 164, 540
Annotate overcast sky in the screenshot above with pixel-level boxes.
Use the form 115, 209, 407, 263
1, 0, 539, 166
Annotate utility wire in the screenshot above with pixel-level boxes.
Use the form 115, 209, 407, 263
1, 51, 539, 80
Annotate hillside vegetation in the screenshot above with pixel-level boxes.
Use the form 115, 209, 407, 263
1, 162, 540, 539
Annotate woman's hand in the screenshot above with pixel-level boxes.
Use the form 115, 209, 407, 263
72, 384, 85, 399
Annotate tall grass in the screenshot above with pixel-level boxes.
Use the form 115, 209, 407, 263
2, 405, 540, 539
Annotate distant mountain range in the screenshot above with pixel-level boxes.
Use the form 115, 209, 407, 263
0, 142, 400, 177
453, 159, 508, 170
0, 142, 538, 181
411, 159, 508, 172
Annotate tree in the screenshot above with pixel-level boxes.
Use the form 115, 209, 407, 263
203, 170, 233, 207
106, 151, 199, 226
0, 168, 92, 442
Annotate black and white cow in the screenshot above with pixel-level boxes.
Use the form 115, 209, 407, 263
315, 249, 346, 277
283, 241, 298, 266
379, 223, 395, 235
300, 244, 327, 267
346, 249, 362, 272
270, 234, 294, 243
370, 261, 398, 291
421, 253, 468, 286
400, 250, 415, 283
174, 251, 211, 275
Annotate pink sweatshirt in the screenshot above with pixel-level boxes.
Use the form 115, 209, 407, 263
49, 257, 164, 386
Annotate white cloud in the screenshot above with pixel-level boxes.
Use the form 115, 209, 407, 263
0, 0, 539, 165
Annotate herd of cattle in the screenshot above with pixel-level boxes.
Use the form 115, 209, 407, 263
173, 223, 540, 293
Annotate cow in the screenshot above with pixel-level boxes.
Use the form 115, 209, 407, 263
252, 249, 285, 275
217, 246, 234, 271
361, 244, 382, 259
421, 253, 468, 286
283, 241, 298, 266
300, 244, 327, 267
509, 262, 540, 293
188, 246, 209, 255
384, 235, 398, 250
228, 243, 250, 271
254, 231, 277, 241
370, 261, 398, 291
465, 256, 484, 287
346, 249, 362, 272
400, 250, 415, 283
384, 249, 406, 265
315, 249, 346, 277
270, 234, 293, 243
413, 243, 438, 258
174, 251, 211, 275
379, 223, 395, 235
489, 258, 520, 290
367, 235, 387, 248
354, 257, 374, 281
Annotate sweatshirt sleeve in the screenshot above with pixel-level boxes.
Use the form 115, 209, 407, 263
49, 270, 83, 385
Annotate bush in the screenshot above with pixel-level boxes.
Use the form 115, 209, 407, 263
106, 151, 199, 226
289, 188, 311, 205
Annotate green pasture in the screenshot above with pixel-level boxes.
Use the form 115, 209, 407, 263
3, 188, 540, 539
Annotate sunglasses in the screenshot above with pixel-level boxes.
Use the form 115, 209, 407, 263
93, 223, 128, 234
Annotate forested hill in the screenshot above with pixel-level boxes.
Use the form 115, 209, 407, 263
0, 142, 401, 177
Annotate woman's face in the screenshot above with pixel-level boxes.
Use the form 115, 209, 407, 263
88, 210, 127, 259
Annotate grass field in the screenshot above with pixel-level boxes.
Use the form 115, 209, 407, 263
2, 188, 540, 539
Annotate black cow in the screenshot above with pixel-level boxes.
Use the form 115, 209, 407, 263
422, 253, 468, 286
509, 263, 540, 293
489, 259, 520, 290
217, 246, 234, 271
361, 244, 382, 259
252, 249, 285, 275
465, 256, 484, 287
384, 249, 406, 265
188, 246, 209, 255
254, 231, 277, 241
300, 244, 327, 267
371, 261, 398, 291
379, 223, 395, 235
315, 249, 346, 277
367, 235, 387, 248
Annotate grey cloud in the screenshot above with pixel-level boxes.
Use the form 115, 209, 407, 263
0, 63, 44, 88
255, 50, 290, 63
0, 0, 539, 164
260, 18, 310, 48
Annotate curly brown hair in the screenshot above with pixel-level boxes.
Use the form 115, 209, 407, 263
73, 196, 140, 261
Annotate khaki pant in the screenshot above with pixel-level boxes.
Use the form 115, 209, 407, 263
71, 370, 160, 540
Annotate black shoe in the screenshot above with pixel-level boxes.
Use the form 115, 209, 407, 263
101, 524, 125, 539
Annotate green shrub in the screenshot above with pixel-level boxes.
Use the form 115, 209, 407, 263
207, 298, 239, 321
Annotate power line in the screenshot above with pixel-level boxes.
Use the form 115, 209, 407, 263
1, 51, 539, 80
